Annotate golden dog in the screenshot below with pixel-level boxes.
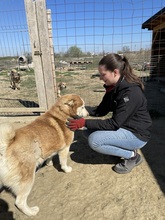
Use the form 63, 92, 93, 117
9, 69, 21, 90
0, 94, 88, 216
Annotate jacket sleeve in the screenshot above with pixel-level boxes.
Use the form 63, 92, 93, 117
85, 87, 143, 130
85, 106, 98, 116
86, 92, 113, 117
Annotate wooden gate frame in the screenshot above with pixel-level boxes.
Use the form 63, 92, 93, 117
24, 0, 57, 112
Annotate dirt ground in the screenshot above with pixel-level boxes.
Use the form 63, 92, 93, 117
0, 115, 165, 220
0, 72, 165, 220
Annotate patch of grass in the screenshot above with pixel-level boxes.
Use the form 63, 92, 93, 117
26, 69, 34, 75
93, 85, 104, 89
56, 71, 79, 77
75, 85, 87, 89
18, 69, 35, 76
55, 71, 61, 77
0, 56, 17, 61
0, 71, 8, 76
63, 71, 79, 76
18, 70, 36, 89
22, 76, 36, 89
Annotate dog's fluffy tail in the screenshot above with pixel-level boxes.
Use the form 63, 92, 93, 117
0, 123, 15, 155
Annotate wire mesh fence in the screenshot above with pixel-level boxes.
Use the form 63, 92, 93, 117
0, 0, 165, 115
46, 0, 165, 114
0, 0, 38, 114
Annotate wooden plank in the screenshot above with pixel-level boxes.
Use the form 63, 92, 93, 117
35, 0, 57, 108
153, 22, 165, 32
24, 0, 48, 110
0, 108, 46, 113
47, 9, 58, 99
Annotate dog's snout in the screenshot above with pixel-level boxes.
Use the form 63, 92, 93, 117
85, 109, 89, 117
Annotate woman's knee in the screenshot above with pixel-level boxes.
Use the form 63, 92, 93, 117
88, 132, 100, 150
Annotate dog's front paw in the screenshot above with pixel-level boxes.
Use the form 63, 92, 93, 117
18, 205, 39, 217
29, 206, 39, 216
62, 166, 72, 173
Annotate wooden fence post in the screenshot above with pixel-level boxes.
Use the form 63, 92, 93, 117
24, 0, 57, 110
47, 9, 57, 99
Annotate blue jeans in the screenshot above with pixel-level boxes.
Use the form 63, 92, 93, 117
83, 128, 147, 159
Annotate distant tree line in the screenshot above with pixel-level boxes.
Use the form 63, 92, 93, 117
54, 45, 151, 59
55, 46, 90, 58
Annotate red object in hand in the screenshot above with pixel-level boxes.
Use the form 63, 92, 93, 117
66, 118, 86, 131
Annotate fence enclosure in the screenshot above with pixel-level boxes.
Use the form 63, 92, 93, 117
0, 0, 165, 115
0, 0, 57, 114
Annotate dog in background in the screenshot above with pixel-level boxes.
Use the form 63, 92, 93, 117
57, 82, 67, 97
9, 69, 21, 90
0, 94, 88, 216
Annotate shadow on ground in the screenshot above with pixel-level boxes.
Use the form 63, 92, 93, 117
141, 117, 165, 193
143, 79, 165, 193
0, 98, 40, 116
0, 199, 15, 220
70, 130, 121, 165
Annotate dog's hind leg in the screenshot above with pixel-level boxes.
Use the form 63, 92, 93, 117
58, 146, 72, 173
15, 170, 39, 216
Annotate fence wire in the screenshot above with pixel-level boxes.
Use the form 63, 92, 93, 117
0, 0, 165, 115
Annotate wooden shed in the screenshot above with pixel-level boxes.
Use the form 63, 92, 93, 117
142, 7, 165, 77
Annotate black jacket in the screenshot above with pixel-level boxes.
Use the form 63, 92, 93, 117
85, 77, 152, 142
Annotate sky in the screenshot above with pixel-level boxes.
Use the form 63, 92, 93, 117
0, 0, 165, 56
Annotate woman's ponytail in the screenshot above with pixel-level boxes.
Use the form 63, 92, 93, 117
122, 55, 144, 91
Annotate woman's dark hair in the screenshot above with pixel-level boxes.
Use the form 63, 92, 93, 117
99, 53, 144, 90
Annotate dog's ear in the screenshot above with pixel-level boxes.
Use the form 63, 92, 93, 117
64, 98, 78, 117
65, 99, 74, 107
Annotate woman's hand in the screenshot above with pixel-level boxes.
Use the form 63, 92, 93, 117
66, 118, 86, 131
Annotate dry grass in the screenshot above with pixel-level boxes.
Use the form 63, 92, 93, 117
0, 66, 154, 115
0, 69, 38, 109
